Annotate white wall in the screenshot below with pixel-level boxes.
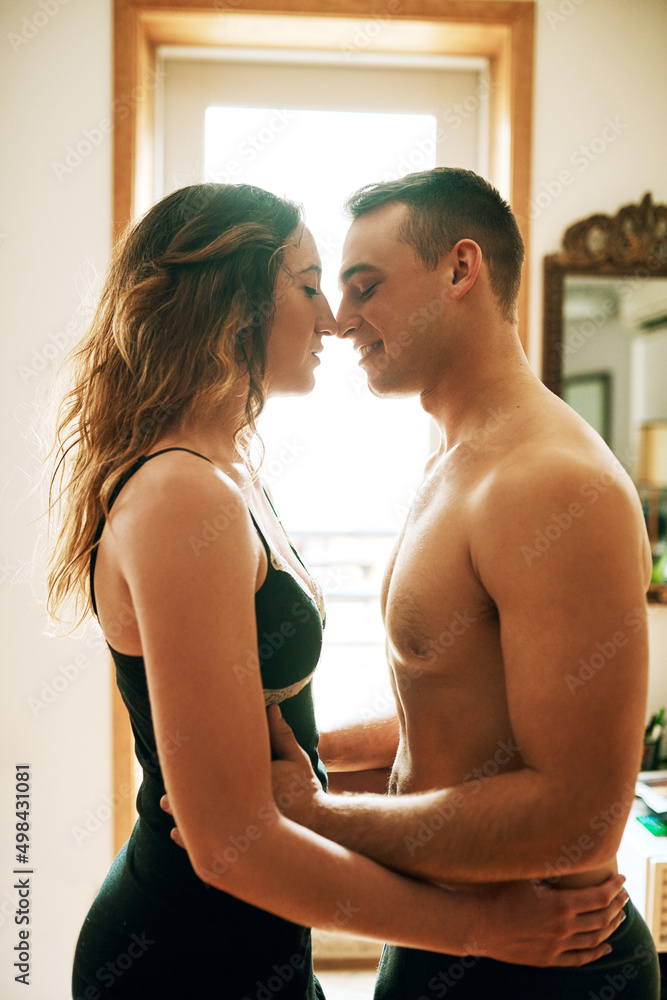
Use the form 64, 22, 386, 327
2, 1, 667, 996
0, 2, 112, 998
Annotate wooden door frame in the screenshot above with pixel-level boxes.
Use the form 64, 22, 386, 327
111, 0, 535, 854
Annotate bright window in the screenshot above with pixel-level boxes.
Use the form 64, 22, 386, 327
204, 105, 435, 728
159, 54, 488, 727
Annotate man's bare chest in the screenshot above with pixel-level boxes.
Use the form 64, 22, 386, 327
381, 490, 497, 670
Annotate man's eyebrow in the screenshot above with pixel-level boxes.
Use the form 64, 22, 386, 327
339, 263, 378, 288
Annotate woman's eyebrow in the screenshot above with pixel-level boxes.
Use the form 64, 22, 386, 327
299, 264, 322, 276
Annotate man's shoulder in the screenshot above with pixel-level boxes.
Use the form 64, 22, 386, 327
468, 426, 645, 570
479, 395, 634, 506
489, 439, 621, 497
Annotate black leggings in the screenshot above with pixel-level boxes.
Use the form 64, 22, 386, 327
374, 898, 659, 1000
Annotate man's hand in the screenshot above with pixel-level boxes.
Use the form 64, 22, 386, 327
160, 706, 327, 848
160, 792, 186, 849
318, 708, 400, 772
267, 704, 328, 827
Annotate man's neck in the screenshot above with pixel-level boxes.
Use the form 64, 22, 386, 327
419, 329, 538, 453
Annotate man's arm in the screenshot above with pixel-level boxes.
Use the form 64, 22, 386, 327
272, 459, 651, 884
319, 707, 400, 771
317, 707, 399, 794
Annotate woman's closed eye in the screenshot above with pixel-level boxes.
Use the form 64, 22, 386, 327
304, 286, 320, 298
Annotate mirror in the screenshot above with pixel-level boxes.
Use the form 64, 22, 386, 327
542, 194, 667, 601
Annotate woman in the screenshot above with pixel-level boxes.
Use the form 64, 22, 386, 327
48, 183, 628, 1000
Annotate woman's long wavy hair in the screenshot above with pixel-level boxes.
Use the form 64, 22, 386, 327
47, 182, 302, 627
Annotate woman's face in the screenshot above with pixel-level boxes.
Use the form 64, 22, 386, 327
265, 228, 337, 396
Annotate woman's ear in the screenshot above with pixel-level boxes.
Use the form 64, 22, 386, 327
449, 239, 483, 302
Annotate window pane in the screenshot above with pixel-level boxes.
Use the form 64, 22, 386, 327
205, 108, 437, 726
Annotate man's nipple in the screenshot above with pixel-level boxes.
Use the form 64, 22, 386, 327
407, 639, 430, 659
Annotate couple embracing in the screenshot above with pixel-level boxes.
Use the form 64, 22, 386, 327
51, 168, 658, 999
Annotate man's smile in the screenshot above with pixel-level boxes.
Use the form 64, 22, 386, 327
357, 340, 384, 361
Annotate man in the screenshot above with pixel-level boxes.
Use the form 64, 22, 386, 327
268, 168, 659, 998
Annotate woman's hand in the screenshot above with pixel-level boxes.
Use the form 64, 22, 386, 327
268, 705, 328, 827
470, 875, 628, 966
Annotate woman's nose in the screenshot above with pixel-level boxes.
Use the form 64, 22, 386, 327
316, 321, 338, 337
316, 296, 339, 337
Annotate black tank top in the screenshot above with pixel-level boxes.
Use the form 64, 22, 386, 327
75, 450, 328, 996
90, 447, 327, 789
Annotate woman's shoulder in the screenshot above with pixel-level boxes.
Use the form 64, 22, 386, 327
106, 448, 256, 558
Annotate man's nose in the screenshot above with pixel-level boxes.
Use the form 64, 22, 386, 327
335, 302, 360, 339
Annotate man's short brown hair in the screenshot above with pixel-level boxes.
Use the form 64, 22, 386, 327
345, 168, 525, 324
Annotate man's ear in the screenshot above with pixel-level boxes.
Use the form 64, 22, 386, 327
449, 239, 482, 302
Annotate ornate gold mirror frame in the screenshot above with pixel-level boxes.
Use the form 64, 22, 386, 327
542, 193, 667, 605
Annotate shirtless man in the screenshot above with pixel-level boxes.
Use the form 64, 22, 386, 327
268, 169, 660, 998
